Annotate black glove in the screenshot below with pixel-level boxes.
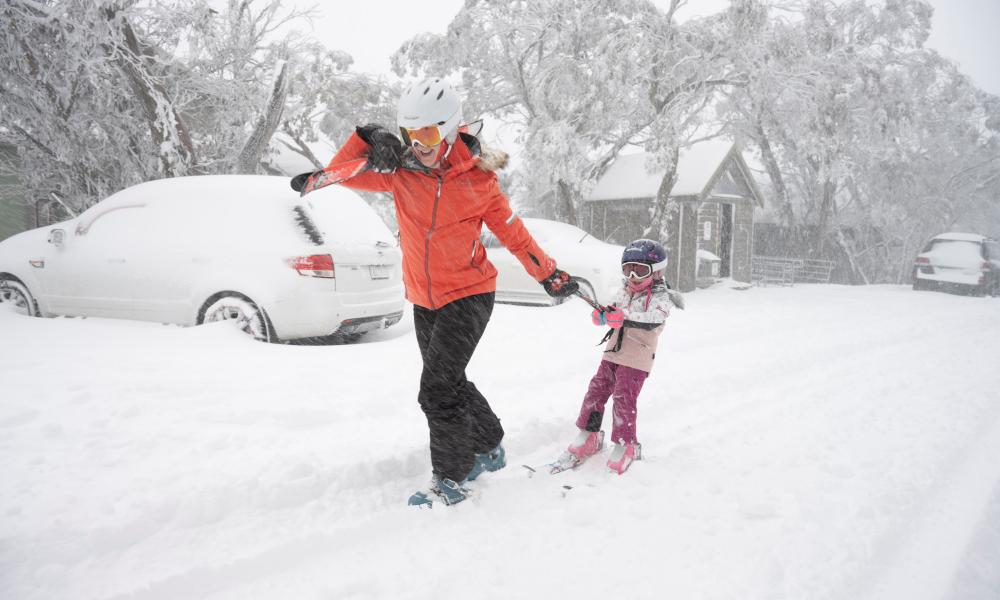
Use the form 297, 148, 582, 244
541, 269, 579, 298
290, 170, 319, 192
356, 124, 403, 173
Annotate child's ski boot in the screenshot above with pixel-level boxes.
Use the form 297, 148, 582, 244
465, 443, 506, 482
407, 476, 468, 508
607, 441, 641, 475
549, 429, 604, 474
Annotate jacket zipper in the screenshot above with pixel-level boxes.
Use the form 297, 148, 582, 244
424, 175, 444, 309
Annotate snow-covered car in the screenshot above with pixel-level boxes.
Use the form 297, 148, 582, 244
483, 217, 624, 306
911, 232, 1000, 297
0, 175, 405, 342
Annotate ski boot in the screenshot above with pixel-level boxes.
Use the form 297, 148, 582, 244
607, 441, 641, 475
465, 443, 506, 482
408, 476, 469, 508
549, 429, 604, 474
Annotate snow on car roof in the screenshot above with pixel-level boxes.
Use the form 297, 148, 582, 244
932, 232, 987, 242
100, 175, 321, 206
87, 175, 393, 245
521, 217, 588, 239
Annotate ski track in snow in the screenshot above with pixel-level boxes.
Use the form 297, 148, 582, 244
1, 284, 999, 600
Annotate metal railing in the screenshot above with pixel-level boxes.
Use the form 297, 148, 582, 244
752, 256, 799, 286
795, 258, 836, 283
752, 256, 835, 286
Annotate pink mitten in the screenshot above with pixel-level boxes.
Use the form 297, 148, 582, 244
591, 308, 606, 326
605, 307, 625, 329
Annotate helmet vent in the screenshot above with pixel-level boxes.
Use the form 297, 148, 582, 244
436, 89, 445, 100
423, 86, 431, 95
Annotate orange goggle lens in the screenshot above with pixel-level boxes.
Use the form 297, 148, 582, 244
401, 125, 445, 147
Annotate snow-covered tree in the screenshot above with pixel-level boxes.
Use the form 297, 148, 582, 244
272, 42, 399, 172
716, 0, 1000, 282
392, 0, 744, 226
0, 0, 388, 213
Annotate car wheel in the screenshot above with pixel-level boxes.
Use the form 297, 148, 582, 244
0, 276, 39, 317
912, 278, 929, 291
199, 293, 276, 342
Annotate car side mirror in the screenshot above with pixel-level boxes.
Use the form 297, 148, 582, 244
48, 228, 66, 246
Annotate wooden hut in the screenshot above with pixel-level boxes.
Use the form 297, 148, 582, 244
580, 140, 764, 292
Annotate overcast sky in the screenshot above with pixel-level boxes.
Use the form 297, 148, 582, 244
297, 0, 1000, 96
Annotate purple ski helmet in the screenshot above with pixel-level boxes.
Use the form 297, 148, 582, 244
621, 239, 669, 275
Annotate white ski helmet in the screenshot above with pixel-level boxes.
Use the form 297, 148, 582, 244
397, 78, 463, 146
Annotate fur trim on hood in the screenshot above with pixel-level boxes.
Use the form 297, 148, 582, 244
477, 146, 509, 172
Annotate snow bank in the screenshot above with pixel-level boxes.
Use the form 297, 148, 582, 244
2, 285, 999, 600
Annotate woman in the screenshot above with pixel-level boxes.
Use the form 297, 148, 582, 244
295, 78, 578, 507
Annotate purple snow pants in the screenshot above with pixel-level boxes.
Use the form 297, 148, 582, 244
575, 360, 649, 444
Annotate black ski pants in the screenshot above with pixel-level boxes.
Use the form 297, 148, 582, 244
413, 292, 504, 482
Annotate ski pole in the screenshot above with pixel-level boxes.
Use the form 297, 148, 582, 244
573, 288, 604, 312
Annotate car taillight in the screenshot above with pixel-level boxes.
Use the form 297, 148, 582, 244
288, 254, 335, 278
982, 261, 992, 272
915, 257, 930, 265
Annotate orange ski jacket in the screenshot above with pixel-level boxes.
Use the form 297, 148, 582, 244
324, 132, 557, 309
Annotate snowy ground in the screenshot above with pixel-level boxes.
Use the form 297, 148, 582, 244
2, 284, 999, 600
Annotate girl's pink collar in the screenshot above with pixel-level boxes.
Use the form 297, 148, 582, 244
627, 277, 654, 293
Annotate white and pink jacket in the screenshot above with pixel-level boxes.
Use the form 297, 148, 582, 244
600, 281, 673, 373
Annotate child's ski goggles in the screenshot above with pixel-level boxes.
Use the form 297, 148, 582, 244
400, 124, 446, 148
622, 262, 653, 280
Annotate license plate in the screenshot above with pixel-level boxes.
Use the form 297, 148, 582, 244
369, 265, 391, 280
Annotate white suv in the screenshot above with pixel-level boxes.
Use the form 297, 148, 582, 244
0, 175, 405, 342
912, 232, 1000, 297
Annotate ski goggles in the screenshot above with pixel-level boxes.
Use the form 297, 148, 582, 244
622, 262, 653, 280
400, 124, 446, 148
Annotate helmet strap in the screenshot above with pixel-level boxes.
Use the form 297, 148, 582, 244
439, 140, 453, 163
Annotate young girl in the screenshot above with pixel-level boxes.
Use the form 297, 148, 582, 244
554, 239, 678, 475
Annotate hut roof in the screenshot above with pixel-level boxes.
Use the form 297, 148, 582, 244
587, 140, 749, 201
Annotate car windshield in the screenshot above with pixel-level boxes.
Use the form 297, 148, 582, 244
925, 240, 983, 265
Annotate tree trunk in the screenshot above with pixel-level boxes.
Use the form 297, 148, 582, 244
813, 178, 837, 258
238, 61, 289, 173
754, 116, 796, 231
834, 227, 869, 285
105, 8, 196, 176
555, 179, 578, 225
642, 146, 679, 241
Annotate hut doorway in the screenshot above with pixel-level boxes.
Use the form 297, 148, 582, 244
720, 203, 734, 278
